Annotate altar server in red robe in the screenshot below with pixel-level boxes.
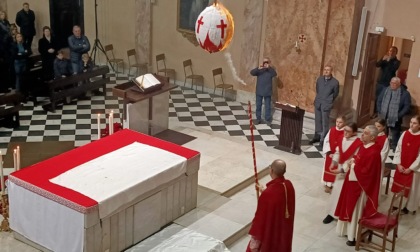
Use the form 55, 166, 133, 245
375, 118, 390, 195
334, 125, 382, 246
323, 122, 362, 224
391, 115, 420, 214
247, 159, 295, 252
322, 115, 346, 193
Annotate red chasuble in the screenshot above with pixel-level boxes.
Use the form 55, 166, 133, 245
391, 131, 420, 197
334, 144, 382, 221
247, 177, 295, 252
323, 127, 345, 183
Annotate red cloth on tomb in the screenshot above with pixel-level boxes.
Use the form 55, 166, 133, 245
246, 177, 295, 252
8, 129, 199, 212
391, 131, 420, 197
335, 144, 382, 221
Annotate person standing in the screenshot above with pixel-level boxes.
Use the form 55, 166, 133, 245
15, 2, 36, 53
374, 118, 390, 196
377, 77, 411, 150
247, 159, 295, 252
0, 10, 14, 92
334, 125, 382, 246
250, 57, 277, 126
372, 46, 400, 118
68, 25, 90, 74
390, 115, 420, 215
321, 115, 345, 193
310, 65, 339, 148
38, 26, 58, 80
13, 33, 30, 93
322, 122, 362, 224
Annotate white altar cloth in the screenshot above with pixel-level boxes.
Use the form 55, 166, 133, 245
50, 142, 187, 218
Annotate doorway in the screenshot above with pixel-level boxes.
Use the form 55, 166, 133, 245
49, 0, 84, 50
356, 34, 413, 126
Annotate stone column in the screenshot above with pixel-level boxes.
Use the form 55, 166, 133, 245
134, 0, 151, 72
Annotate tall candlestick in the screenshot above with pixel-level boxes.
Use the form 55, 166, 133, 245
109, 110, 114, 135
17, 145, 20, 170
13, 149, 17, 171
0, 151, 4, 194
97, 113, 101, 140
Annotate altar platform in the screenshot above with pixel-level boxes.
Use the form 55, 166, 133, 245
7, 129, 200, 252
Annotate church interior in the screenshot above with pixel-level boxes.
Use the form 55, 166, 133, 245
1, 0, 420, 251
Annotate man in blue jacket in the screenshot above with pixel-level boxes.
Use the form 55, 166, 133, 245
68, 25, 90, 74
310, 65, 339, 148
250, 57, 277, 126
377, 77, 411, 150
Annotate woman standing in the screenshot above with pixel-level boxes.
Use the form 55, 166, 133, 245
13, 33, 30, 92
375, 118, 390, 195
38, 26, 58, 80
391, 115, 420, 214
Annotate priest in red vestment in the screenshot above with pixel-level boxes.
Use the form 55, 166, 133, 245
334, 125, 382, 246
247, 159, 295, 252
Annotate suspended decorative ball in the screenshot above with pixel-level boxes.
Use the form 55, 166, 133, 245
195, 1, 234, 53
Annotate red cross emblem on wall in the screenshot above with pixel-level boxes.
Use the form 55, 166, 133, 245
298, 34, 306, 43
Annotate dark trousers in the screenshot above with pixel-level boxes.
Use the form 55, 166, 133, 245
256, 95, 272, 122
23, 35, 34, 53
389, 121, 402, 149
315, 106, 331, 141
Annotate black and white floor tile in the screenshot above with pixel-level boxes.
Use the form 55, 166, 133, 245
0, 73, 394, 164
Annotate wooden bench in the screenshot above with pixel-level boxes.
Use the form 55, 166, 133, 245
0, 92, 24, 128
36, 66, 110, 112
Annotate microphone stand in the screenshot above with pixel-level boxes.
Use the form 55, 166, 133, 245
90, 0, 114, 71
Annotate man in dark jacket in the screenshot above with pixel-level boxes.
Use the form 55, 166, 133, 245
310, 65, 339, 148
68, 25, 90, 74
372, 46, 400, 118
15, 2, 35, 53
377, 77, 411, 150
250, 57, 277, 126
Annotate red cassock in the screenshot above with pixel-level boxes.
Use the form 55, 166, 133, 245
391, 131, 420, 197
247, 177, 295, 252
323, 127, 345, 183
335, 144, 382, 221
376, 134, 388, 150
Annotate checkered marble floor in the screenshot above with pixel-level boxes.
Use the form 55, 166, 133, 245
0, 73, 394, 164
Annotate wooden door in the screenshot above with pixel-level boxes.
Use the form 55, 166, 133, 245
49, 0, 84, 49
356, 33, 380, 126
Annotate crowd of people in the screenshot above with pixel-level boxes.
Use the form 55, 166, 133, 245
0, 3, 93, 96
247, 55, 417, 250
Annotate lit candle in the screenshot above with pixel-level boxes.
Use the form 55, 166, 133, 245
17, 145, 20, 170
13, 149, 17, 171
0, 151, 4, 194
97, 113, 101, 140
109, 110, 114, 135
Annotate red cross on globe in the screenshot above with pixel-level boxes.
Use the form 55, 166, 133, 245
195, 2, 234, 53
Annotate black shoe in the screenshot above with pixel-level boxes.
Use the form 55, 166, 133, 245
370, 113, 378, 119
322, 215, 334, 224
401, 207, 409, 215
255, 119, 261, 125
346, 240, 356, 246
309, 138, 320, 145
266, 121, 272, 126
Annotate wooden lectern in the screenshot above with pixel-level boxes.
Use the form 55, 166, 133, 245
274, 103, 305, 155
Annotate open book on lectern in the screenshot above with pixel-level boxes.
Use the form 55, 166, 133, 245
132, 73, 161, 92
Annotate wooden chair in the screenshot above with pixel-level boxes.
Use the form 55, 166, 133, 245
383, 165, 392, 195
156, 53, 175, 84
355, 189, 405, 252
183, 59, 204, 91
127, 49, 148, 77
212, 68, 233, 97
104, 44, 124, 77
